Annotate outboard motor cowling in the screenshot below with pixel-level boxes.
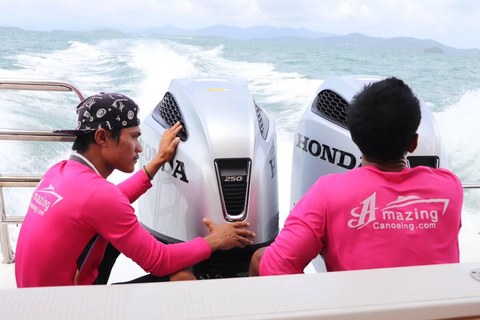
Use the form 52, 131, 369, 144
139, 76, 279, 278
291, 75, 448, 211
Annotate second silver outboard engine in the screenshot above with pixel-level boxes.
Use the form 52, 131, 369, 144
138, 76, 278, 278
290, 75, 448, 271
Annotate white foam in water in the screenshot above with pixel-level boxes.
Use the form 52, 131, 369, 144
125, 40, 199, 119
434, 89, 480, 248
434, 89, 480, 182
3, 42, 109, 92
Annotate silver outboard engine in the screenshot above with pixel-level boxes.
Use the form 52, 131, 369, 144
290, 75, 448, 271
138, 76, 278, 278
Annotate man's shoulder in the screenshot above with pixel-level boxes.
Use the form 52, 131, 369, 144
316, 167, 366, 183
310, 168, 362, 194
77, 177, 125, 213
45, 160, 116, 193
412, 166, 462, 184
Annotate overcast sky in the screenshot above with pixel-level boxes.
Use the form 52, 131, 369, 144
2, 0, 480, 49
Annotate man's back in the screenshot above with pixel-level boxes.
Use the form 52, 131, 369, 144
15, 160, 118, 286
260, 165, 463, 275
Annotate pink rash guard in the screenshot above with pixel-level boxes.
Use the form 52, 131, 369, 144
260, 165, 463, 275
15, 159, 211, 287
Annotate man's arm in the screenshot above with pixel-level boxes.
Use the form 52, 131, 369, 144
260, 188, 326, 275
90, 193, 254, 277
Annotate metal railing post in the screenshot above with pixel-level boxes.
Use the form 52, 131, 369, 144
0, 188, 15, 263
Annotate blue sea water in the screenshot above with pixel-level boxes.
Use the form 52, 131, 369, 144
1, 28, 480, 245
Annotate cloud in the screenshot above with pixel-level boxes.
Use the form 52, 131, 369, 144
332, 2, 358, 20
447, 0, 480, 14
1, 0, 479, 48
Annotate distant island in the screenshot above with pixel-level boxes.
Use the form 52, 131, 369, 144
138, 24, 479, 56
1, 24, 479, 56
423, 47, 444, 54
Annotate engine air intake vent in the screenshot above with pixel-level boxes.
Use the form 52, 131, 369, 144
407, 156, 440, 169
254, 101, 269, 140
152, 92, 188, 141
312, 90, 349, 129
215, 158, 251, 221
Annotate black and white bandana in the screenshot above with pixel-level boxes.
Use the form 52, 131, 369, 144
57, 92, 140, 136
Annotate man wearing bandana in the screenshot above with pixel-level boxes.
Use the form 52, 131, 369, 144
15, 92, 255, 287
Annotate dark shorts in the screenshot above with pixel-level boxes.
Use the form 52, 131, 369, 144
95, 242, 170, 285
114, 274, 170, 284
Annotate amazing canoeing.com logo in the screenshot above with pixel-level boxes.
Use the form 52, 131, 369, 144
347, 192, 450, 232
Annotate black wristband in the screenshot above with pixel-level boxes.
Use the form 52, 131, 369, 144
143, 165, 153, 180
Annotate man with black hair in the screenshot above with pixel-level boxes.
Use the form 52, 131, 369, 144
16, 92, 255, 287
250, 77, 462, 276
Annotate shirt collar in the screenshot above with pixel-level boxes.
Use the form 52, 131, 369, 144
70, 151, 101, 175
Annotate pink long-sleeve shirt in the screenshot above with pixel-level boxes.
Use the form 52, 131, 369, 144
260, 165, 463, 275
16, 160, 211, 287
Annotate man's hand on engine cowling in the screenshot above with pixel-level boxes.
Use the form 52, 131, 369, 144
143, 122, 182, 179
202, 218, 255, 251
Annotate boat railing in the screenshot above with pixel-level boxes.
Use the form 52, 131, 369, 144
0, 79, 82, 263
462, 182, 480, 189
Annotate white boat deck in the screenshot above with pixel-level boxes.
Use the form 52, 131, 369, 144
1, 229, 480, 319
1, 262, 480, 320
0, 262, 15, 289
